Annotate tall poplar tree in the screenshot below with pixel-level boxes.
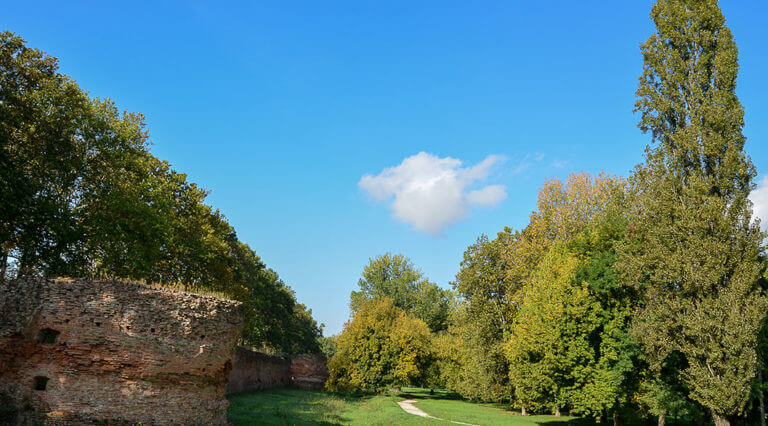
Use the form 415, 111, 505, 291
620, 1, 766, 425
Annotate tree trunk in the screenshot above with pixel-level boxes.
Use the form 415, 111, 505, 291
613, 411, 623, 426
554, 404, 560, 417
760, 368, 766, 426
712, 414, 730, 426
16, 257, 25, 280
0, 250, 7, 284
658, 412, 665, 426
521, 405, 527, 416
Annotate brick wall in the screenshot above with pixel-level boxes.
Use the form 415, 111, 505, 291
226, 348, 329, 394
226, 347, 291, 394
290, 353, 329, 390
0, 278, 243, 425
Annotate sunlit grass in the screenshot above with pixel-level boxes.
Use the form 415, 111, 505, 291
227, 387, 597, 425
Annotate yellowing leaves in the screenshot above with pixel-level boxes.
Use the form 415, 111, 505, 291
326, 297, 433, 393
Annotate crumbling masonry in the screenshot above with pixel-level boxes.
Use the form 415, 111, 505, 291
0, 278, 243, 425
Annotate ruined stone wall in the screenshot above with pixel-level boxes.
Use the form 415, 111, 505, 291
226, 348, 328, 394
0, 278, 243, 425
289, 353, 329, 390
226, 347, 290, 394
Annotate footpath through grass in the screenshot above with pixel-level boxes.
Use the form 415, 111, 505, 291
227, 387, 594, 425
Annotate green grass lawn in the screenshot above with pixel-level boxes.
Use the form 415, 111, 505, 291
227, 387, 594, 425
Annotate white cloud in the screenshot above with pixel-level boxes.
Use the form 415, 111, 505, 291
466, 185, 507, 206
359, 152, 507, 235
751, 176, 768, 231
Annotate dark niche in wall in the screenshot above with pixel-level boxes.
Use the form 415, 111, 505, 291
33, 376, 49, 391
36, 328, 60, 344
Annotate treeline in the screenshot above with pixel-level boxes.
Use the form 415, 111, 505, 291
325, 254, 452, 391
325, 1, 768, 425
0, 32, 321, 355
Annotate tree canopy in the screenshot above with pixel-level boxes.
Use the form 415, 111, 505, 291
618, 0, 766, 424
326, 297, 433, 393
0, 31, 322, 355
350, 253, 453, 333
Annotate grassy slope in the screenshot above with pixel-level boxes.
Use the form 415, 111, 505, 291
227, 387, 593, 425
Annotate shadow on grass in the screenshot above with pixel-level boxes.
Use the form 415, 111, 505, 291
395, 388, 605, 425
228, 387, 376, 425
537, 415, 708, 426
536, 420, 598, 426
395, 386, 465, 401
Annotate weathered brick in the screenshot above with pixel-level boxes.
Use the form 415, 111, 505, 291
0, 278, 243, 425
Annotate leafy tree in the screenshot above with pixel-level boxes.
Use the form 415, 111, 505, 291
442, 173, 625, 409
435, 304, 512, 402
635, 354, 701, 426
0, 32, 322, 355
505, 216, 639, 423
318, 335, 337, 360
1, 31, 93, 278
75, 117, 174, 280
567, 210, 644, 423
498, 173, 628, 417
619, 1, 767, 424
350, 253, 453, 332
237, 262, 322, 355
753, 264, 768, 426
505, 172, 624, 292
506, 242, 600, 415
326, 297, 432, 393
455, 228, 518, 336
444, 228, 517, 402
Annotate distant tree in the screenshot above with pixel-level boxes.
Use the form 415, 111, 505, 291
242, 266, 322, 355
284, 303, 323, 355
505, 172, 624, 292
455, 229, 517, 336
620, 1, 767, 424
438, 173, 626, 409
326, 297, 432, 393
350, 253, 453, 332
318, 335, 337, 360
506, 242, 597, 416
444, 228, 517, 402
435, 304, 511, 403
567, 209, 643, 424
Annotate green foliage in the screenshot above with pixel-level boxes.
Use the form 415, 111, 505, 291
442, 228, 516, 402
351, 253, 453, 332
620, 0, 767, 421
435, 305, 512, 403
0, 32, 321, 355
506, 242, 600, 414
318, 335, 337, 360
442, 173, 628, 410
498, 185, 643, 421
635, 352, 699, 422
567, 212, 643, 419
326, 297, 433, 393
455, 228, 518, 337
5, 1, 768, 420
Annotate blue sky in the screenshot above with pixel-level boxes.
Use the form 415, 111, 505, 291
4, 1, 767, 334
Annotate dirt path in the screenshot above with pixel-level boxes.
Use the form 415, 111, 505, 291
396, 399, 479, 425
